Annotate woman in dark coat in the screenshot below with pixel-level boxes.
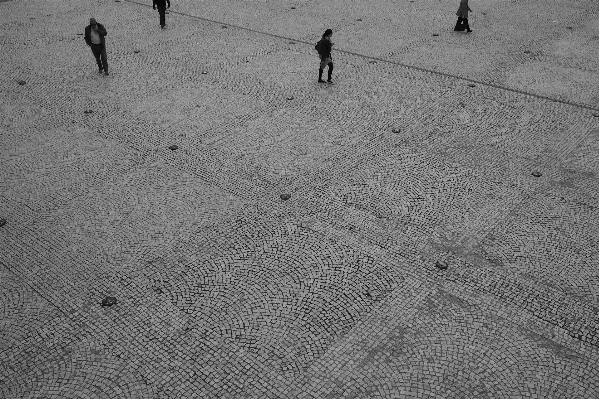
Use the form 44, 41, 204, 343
454, 0, 472, 33
315, 29, 334, 83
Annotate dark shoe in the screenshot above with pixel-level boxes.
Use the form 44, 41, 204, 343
161, 25, 165, 29
104, 70, 109, 76
318, 79, 326, 83
327, 79, 333, 83
466, 28, 472, 33
98, 68, 104, 73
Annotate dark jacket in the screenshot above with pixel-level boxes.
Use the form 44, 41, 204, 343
153, 0, 170, 7
84, 23, 107, 46
456, 0, 472, 18
316, 38, 332, 59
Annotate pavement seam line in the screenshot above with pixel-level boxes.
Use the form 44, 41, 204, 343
122, 0, 599, 113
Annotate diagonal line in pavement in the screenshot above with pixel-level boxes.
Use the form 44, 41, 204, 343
123, 0, 599, 113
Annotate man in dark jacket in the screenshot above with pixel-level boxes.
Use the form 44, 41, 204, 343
153, 0, 171, 29
84, 18, 109, 75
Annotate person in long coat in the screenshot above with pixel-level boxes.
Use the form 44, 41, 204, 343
454, 0, 472, 32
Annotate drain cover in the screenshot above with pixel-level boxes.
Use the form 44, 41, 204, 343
435, 261, 448, 270
101, 296, 117, 307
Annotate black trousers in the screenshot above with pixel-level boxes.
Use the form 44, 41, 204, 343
90, 43, 108, 71
454, 17, 470, 31
157, 7, 166, 26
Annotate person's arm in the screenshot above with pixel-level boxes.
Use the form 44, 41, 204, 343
97, 24, 107, 36
153, 0, 157, 9
167, 0, 171, 8
84, 27, 92, 46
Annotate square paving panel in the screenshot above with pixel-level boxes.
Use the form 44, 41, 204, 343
200, 107, 374, 185
563, 127, 599, 176
0, 264, 63, 354
474, 179, 599, 305
307, 140, 539, 258
295, 281, 599, 398
45, 155, 248, 267
160, 217, 401, 377
0, 126, 144, 213
154, 86, 269, 147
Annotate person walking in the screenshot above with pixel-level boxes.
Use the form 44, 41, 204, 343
84, 18, 109, 75
153, 0, 171, 29
454, 0, 472, 33
315, 29, 334, 83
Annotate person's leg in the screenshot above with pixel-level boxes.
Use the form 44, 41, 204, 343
318, 58, 327, 82
100, 45, 109, 74
158, 7, 166, 27
90, 45, 103, 71
327, 62, 333, 82
454, 17, 464, 31
464, 18, 472, 32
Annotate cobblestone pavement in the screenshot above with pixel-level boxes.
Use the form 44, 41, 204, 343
1, 0, 599, 397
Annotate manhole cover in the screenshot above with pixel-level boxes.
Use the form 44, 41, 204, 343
222, 25, 228, 28
468, 84, 476, 87
391, 128, 401, 133
17, 80, 26, 85
84, 110, 93, 114
0, 218, 6, 227
134, 50, 140, 53
101, 296, 117, 307
531, 171, 542, 177
524, 50, 531, 54
169, 145, 178, 151
291, 6, 295, 9
435, 261, 448, 270
433, 33, 439, 36
566, 26, 573, 30
280, 194, 291, 201
201, 71, 208, 74
356, 18, 362, 21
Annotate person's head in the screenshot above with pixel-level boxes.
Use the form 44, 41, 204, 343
322, 29, 333, 40
89, 18, 97, 27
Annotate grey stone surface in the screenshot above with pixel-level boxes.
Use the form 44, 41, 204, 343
1, 0, 599, 397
